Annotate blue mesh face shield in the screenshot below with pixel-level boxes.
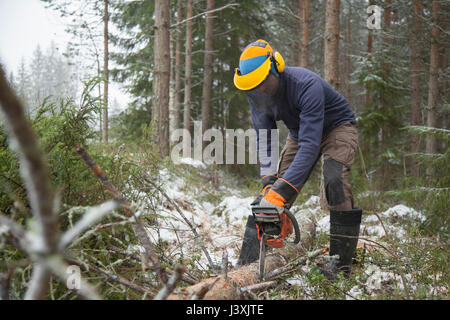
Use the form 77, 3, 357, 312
244, 73, 283, 112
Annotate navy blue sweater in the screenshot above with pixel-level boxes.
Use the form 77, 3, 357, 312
250, 66, 356, 189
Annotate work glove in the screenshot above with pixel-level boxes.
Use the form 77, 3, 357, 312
259, 178, 298, 213
251, 175, 278, 206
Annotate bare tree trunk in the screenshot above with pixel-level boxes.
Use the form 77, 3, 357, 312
321, 0, 340, 210
380, 0, 391, 190
301, 0, 310, 68
426, 0, 441, 157
102, 0, 109, 143
201, 0, 215, 135
169, 0, 183, 138
366, 0, 374, 106
324, 0, 340, 91
295, 0, 302, 66
346, 4, 352, 108
410, 0, 424, 177
183, 0, 194, 155
154, 0, 171, 157
295, 0, 309, 68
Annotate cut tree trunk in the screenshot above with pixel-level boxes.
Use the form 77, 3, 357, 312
167, 210, 316, 300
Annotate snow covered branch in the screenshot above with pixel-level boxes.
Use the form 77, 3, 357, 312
0, 66, 110, 300
75, 143, 168, 284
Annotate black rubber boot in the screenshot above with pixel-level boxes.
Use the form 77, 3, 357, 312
320, 207, 362, 281
236, 215, 260, 268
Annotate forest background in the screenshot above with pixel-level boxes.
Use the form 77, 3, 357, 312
0, 0, 448, 300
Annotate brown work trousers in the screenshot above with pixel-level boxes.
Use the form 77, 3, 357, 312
277, 122, 358, 211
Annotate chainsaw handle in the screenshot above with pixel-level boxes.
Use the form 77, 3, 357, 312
284, 208, 300, 245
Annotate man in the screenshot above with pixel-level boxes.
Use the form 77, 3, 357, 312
234, 39, 362, 281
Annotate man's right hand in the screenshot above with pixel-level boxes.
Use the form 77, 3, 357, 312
251, 175, 278, 206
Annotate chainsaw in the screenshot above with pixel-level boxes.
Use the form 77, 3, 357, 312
251, 205, 300, 281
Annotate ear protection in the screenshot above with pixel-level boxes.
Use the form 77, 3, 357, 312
271, 51, 285, 73
234, 40, 285, 91
244, 40, 285, 74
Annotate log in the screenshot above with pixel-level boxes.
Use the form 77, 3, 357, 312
167, 209, 317, 300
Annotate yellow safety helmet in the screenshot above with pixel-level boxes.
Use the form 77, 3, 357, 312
234, 39, 285, 91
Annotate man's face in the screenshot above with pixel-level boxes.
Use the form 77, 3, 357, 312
245, 73, 281, 112
256, 73, 279, 96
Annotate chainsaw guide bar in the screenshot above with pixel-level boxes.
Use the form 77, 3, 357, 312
251, 205, 300, 281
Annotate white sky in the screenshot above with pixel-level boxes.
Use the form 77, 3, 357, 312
0, 0, 69, 73
0, 0, 130, 113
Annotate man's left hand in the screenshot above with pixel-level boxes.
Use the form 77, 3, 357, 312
260, 178, 299, 213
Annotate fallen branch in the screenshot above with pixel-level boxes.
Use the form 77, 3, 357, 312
0, 67, 103, 300
59, 200, 121, 250
240, 280, 278, 294
142, 176, 216, 272
153, 264, 185, 300
66, 258, 150, 296
167, 210, 317, 300
264, 248, 326, 280
75, 143, 168, 284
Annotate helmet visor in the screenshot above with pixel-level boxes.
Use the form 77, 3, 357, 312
244, 73, 280, 111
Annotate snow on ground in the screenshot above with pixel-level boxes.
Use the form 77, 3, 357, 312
126, 159, 429, 298
177, 157, 207, 169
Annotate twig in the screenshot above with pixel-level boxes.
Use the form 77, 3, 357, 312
265, 248, 325, 280
46, 256, 101, 300
153, 264, 185, 300
0, 69, 57, 251
240, 280, 277, 294
0, 66, 58, 299
106, 245, 142, 262
370, 210, 411, 299
75, 143, 168, 284
142, 176, 216, 272
170, 3, 239, 29
59, 200, 121, 250
66, 258, 150, 296
222, 250, 229, 280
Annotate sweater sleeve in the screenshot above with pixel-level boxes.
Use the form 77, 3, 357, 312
249, 98, 278, 177
281, 78, 324, 188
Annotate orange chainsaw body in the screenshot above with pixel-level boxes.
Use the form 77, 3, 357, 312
252, 207, 294, 249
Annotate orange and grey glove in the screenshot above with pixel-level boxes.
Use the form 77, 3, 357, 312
251, 175, 278, 206
259, 178, 298, 213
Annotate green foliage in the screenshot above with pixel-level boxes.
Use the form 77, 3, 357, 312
0, 77, 104, 213
388, 126, 450, 236
353, 48, 409, 178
